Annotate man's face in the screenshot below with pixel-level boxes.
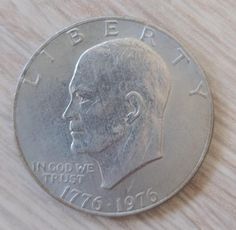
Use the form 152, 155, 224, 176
63, 56, 127, 154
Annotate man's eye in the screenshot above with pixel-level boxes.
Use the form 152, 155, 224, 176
74, 92, 91, 102
75, 92, 81, 98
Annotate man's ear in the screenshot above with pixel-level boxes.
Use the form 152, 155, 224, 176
125, 91, 145, 124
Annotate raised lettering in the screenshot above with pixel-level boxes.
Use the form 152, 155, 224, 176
60, 185, 70, 199
81, 193, 92, 208
172, 48, 190, 65
116, 197, 122, 212
189, 80, 207, 98
135, 191, 145, 208
23, 74, 40, 86
69, 188, 82, 203
140, 26, 156, 47
124, 195, 135, 211
48, 162, 56, 171
60, 187, 104, 210
87, 163, 95, 173
105, 20, 119, 37
146, 187, 158, 203
32, 162, 95, 174
40, 50, 54, 62
115, 188, 158, 212
91, 196, 102, 211
67, 28, 84, 46
32, 161, 46, 171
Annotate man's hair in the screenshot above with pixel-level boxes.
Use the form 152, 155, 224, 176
79, 38, 171, 118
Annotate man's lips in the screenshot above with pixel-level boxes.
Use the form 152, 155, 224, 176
70, 130, 84, 138
70, 129, 84, 133
69, 121, 84, 133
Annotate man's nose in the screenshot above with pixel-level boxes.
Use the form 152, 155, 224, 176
62, 100, 80, 120
62, 104, 71, 120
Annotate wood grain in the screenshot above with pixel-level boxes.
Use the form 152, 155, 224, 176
0, 0, 236, 229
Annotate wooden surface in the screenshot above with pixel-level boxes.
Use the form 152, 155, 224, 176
0, 1, 236, 229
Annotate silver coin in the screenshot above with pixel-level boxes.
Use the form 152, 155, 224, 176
14, 17, 213, 216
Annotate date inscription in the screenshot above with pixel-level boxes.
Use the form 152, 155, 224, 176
60, 186, 158, 212
116, 187, 158, 212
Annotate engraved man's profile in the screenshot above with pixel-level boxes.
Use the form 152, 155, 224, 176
62, 38, 171, 189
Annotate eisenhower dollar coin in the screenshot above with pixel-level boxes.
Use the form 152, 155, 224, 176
14, 17, 213, 216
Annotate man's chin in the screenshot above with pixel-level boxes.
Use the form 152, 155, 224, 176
70, 142, 88, 154
70, 138, 113, 155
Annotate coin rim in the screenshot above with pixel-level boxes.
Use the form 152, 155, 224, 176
13, 16, 214, 217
